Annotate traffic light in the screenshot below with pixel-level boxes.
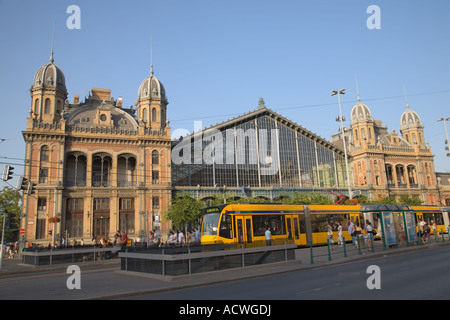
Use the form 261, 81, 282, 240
2, 165, 14, 181
6, 211, 18, 230
17, 176, 29, 190
27, 182, 36, 195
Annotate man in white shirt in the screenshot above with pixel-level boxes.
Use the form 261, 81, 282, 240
265, 226, 272, 246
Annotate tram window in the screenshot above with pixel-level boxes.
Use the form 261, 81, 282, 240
252, 215, 286, 236
218, 214, 233, 239
311, 214, 328, 232
311, 214, 350, 232
424, 212, 444, 225
435, 214, 444, 225
298, 215, 306, 233
269, 215, 286, 235
293, 218, 299, 239
252, 216, 266, 237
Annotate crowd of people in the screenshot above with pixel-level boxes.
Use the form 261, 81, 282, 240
1, 241, 18, 259
166, 228, 201, 247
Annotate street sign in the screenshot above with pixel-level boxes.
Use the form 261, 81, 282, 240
20, 229, 25, 235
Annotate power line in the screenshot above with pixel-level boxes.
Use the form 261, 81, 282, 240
169, 89, 450, 123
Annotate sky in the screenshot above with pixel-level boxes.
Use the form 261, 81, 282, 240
0, 0, 449, 189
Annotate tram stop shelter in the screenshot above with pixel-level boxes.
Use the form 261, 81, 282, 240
361, 204, 418, 250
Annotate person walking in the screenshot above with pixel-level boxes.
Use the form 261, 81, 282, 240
327, 224, 335, 250
265, 226, 272, 246
348, 220, 355, 245
337, 222, 343, 247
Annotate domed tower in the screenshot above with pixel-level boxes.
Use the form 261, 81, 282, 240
350, 99, 376, 147
29, 46, 67, 123
400, 103, 425, 148
136, 65, 168, 130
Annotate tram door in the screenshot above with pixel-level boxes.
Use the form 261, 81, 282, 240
236, 216, 253, 247
287, 217, 300, 244
350, 213, 361, 227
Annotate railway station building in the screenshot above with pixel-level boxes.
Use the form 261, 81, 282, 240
21, 53, 172, 245
19, 48, 446, 246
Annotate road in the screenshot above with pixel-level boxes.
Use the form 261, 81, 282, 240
1, 245, 449, 300
126, 245, 450, 300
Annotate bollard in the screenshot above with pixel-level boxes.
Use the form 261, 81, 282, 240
343, 236, 347, 258
309, 240, 314, 264
357, 235, 362, 255
370, 233, 374, 252
327, 238, 332, 261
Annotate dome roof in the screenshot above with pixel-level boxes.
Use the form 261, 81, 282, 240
137, 66, 167, 102
400, 106, 423, 130
350, 102, 373, 123
32, 61, 66, 92
65, 103, 139, 131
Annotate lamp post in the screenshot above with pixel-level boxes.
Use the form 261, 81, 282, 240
437, 117, 450, 157
332, 89, 353, 200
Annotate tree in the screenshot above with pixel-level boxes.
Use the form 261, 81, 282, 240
281, 192, 333, 205
0, 186, 22, 242
164, 191, 205, 231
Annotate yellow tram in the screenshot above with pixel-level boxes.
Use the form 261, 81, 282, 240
200, 203, 448, 247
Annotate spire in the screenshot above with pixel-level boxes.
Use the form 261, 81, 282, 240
403, 81, 409, 109
355, 73, 360, 102
150, 35, 154, 77
49, 22, 55, 64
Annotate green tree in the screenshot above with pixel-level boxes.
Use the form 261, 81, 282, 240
398, 195, 423, 206
281, 192, 333, 205
164, 191, 205, 230
0, 186, 22, 242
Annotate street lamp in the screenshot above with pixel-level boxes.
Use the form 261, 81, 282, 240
332, 89, 353, 199
437, 117, 450, 157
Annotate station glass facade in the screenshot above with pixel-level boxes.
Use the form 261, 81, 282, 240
172, 108, 352, 190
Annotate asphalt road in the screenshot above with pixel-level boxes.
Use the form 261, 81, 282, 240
1, 245, 449, 301
127, 245, 450, 300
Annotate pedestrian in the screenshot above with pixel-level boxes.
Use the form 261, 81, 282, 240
348, 220, 355, 245
194, 228, 201, 245
422, 222, 430, 244
337, 222, 343, 247
365, 220, 374, 249
177, 229, 185, 247
355, 222, 363, 249
121, 231, 128, 247
265, 226, 272, 246
168, 231, 176, 246
327, 224, 335, 249
431, 220, 439, 238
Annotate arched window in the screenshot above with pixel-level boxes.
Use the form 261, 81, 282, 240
143, 108, 148, 123
40, 145, 49, 162
44, 98, 51, 114
152, 150, 159, 165
152, 108, 157, 122
34, 99, 39, 115
117, 154, 136, 187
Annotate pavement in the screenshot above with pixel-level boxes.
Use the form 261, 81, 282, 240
1, 237, 450, 299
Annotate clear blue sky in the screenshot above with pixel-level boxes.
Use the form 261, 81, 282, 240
0, 0, 449, 189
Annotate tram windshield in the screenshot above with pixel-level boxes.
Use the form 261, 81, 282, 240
202, 212, 220, 236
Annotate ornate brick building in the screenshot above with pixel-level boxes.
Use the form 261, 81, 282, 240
21, 51, 171, 245
331, 96, 439, 204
